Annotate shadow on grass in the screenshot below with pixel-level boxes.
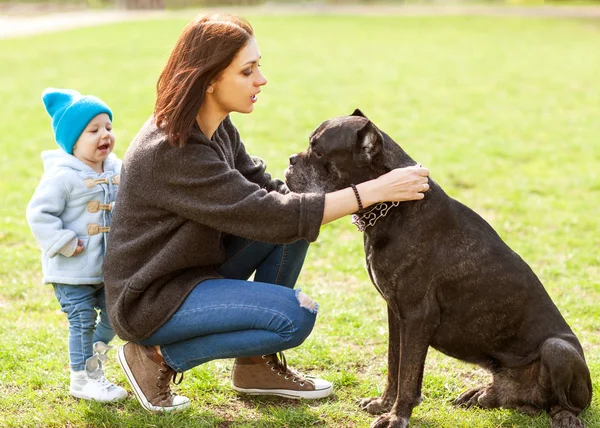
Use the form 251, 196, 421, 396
80, 393, 340, 427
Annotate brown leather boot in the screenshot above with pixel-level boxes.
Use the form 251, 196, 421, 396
231, 352, 333, 399
117, 342, 190, 412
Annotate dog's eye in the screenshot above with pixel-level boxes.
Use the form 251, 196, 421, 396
313, 151, 323, 158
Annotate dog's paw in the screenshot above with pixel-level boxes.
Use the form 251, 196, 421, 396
360, 396, 393, 415
453, 387, 485, 408
370, 414, 409, 428
551, 410, 585, 428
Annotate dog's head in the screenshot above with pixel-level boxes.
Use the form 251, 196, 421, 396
285, 109, 412, 193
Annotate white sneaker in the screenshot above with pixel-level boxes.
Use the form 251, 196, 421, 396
70, 369, 128, 402
69, 341, 128, 402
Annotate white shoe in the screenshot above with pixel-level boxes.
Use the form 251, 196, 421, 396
69, 341, 128, 402
70, 369, 128, 402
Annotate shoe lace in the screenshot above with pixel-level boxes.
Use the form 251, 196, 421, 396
156, 362, 184, 402
263, 352, 310, 386
87, 368, 115, 391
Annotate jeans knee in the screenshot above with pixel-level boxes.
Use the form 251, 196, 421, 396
283, 290, 317, 348
67, 306, 97, 330
296, 290, 318, 314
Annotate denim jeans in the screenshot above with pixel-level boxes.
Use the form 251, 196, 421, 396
140, 236, 316, 372
53, 283, 116, 371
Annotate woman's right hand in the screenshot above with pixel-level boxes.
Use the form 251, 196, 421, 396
369, 165, 430, 204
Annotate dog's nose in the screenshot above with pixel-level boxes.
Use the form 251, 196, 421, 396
289, 154, 298, 165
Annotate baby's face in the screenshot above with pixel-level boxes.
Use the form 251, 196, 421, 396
72, 113, 115, 172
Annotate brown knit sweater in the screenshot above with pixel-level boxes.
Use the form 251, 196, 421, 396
103, 116, 325, 342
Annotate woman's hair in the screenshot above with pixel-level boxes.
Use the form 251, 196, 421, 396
154, 14, 254, 147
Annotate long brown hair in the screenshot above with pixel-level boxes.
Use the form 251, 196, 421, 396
154, 14, 253, 147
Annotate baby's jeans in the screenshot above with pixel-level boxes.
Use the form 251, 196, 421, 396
53, 283, 116, 371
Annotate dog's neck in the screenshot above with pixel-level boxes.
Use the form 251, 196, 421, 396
354, 136, 444, 233
380, 134, 416, 171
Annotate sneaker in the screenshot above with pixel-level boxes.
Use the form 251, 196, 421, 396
231, 352, 333, 399
117, 342, 190, 412
70, 370, 128, 402
69, 341, 128, 402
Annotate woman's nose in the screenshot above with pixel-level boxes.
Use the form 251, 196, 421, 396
289, 154, 298, 165
256, 69, 267, 87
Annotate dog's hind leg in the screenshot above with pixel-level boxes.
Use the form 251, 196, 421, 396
541, 337, 592, 428
360, 305, 400, 415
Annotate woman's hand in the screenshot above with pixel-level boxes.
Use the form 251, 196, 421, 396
369, 165, 430, 203
321, 164, 430, 225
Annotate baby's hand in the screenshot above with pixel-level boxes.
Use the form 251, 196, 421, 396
73, 239, 85, 255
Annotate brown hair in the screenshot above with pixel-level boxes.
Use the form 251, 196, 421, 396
154, 14, 253, 147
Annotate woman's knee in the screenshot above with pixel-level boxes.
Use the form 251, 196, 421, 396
284, 290, 318, 348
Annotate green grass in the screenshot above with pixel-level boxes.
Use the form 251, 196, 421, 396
1, 13, 599, 428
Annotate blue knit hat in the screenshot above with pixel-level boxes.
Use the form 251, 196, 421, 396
41, 88, 113, 154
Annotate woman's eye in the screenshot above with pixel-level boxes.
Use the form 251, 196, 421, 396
242, 68, 252, 76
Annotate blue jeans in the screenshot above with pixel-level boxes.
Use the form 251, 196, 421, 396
53, 283, 116, 371
140, 236, 316, 372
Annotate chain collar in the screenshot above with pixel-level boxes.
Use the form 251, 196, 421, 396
351, 201, 400, 232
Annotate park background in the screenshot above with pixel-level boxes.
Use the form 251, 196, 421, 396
0, 1, 599, 427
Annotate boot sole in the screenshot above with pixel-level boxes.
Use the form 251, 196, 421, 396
232, 384, 333, 400
117, 345, 190, 413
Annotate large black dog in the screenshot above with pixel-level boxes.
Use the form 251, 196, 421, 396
285, 110, 592, 428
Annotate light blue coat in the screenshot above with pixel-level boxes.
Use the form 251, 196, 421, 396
26, 150, 121, 285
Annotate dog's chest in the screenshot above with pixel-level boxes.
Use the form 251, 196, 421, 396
364, 240, 397, 300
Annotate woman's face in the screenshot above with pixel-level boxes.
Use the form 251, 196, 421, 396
210, 37, 267, 115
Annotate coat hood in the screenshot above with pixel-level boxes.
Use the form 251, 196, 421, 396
41, 149, 119, 174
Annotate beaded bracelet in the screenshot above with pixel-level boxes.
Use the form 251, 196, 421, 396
350, 183, 364, 212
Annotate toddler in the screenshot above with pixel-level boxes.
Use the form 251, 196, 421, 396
26, 88, 127, 402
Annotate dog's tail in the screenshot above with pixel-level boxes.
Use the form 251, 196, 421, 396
540, 337, 592, 422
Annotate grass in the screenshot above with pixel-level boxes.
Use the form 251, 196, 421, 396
1, 12, 599, 428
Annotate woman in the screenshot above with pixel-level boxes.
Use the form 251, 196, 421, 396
103, 13, 430, 412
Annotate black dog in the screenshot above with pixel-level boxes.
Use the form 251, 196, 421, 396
285, 110, 592, 428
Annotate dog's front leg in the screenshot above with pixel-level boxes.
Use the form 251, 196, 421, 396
361, 304, 399, 414
370, 314, 432, 428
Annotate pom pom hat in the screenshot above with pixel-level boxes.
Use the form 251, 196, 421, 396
42, 88, 113, 154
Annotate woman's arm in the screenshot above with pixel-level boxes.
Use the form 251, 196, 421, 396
321, 165, 430, 225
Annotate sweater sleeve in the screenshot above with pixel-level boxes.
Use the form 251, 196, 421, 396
151, 143, 324, 244
26, 175, 77, 257
226, 118, 290, 195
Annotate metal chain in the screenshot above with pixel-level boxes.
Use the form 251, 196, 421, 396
351, 201, 400, 232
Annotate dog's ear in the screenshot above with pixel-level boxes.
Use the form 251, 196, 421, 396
354, 121, 382, 167
351, 108, 367, 119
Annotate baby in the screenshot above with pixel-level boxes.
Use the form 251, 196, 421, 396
26, 88, 127, 402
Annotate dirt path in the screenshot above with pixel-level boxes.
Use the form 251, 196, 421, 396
2, 4, 600, 40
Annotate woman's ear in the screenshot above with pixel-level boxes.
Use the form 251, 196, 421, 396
207, 86, 214, 93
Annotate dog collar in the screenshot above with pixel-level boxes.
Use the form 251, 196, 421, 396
351, 201, 400, 232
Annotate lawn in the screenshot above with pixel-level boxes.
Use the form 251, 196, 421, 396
0, 12, 599, 428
